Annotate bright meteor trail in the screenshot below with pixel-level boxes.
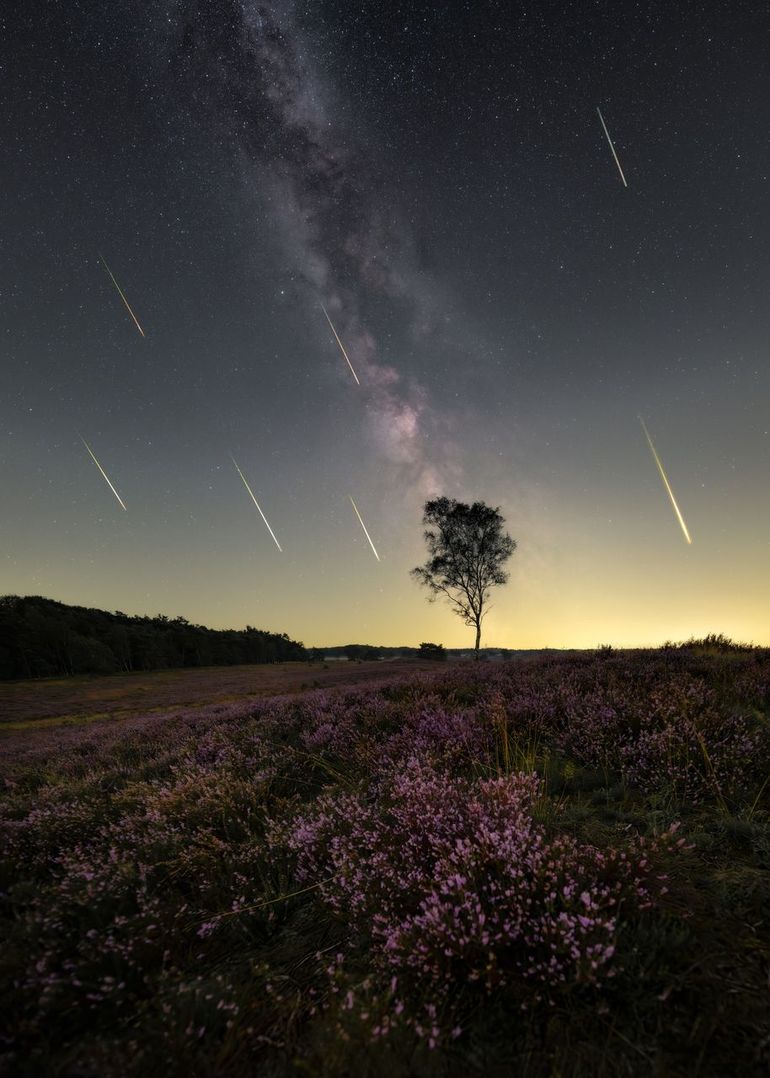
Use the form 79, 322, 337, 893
230, 455, 283, 552
320, 303, 360, 385
639, 417, 692, 545
349, 495, 380, 561
98, 254, 145, 337
78, 434, 127, 511
596, 107, 628, 188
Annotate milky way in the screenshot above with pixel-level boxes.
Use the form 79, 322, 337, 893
173, 0, 456, 496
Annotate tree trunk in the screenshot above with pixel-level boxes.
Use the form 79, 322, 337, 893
474, 620, 481, 656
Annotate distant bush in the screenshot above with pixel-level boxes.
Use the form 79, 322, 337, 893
418, 642, 447, 661
680, 633, 755, 654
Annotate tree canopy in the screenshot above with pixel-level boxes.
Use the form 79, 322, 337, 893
411, 498, 516, 654
0, 595, 306, 679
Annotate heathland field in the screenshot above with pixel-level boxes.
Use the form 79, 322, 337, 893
0, 660, 431, 730
2, 648, 770, 1076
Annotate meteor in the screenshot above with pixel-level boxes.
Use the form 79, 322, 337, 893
98, 254, 145, 337
639, 417, 692, 545
349, 495, 380, 561
320, 303, 360, 385
78, 434, 127, 511
230, 455, 282, 552
596, 107, 628, 188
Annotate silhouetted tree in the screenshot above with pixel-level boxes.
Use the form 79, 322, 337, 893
411, 498, 516, 655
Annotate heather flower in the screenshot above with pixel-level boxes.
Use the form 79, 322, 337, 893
2, 647, 767, 1070
283, 759, 676, 1002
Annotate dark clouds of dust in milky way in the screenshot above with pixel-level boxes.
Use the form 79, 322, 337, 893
171, 0, 462, 498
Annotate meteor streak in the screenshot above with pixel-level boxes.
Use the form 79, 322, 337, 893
320, 303, 360, 385
639, 417, 692, 545
78, 434, 127, 511
596, 107, 628, 188
98, 254, 145, 337
349, 495, 380, 561
230, 455, 282, 551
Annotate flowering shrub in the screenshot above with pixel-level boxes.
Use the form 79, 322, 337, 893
282, 759, 680, 1003
618, 677, 765, 802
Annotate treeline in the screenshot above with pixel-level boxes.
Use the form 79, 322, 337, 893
315, 643, 447, 662
0, 596, 307, 680
319, 644, 527, 661
318, 644, 412, 661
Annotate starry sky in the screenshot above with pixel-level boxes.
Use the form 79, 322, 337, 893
3, 0, 769, 649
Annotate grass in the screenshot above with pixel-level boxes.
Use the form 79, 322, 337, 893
1, 649, 769, 1075
0, 660, 435, 728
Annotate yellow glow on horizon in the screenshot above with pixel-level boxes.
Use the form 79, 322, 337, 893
10, 468, 770, 651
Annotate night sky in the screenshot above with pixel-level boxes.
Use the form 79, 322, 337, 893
3, 1, 769, 648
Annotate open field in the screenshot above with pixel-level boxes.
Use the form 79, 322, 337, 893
2, 649, 770, 1076
0, 661, 435, 730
